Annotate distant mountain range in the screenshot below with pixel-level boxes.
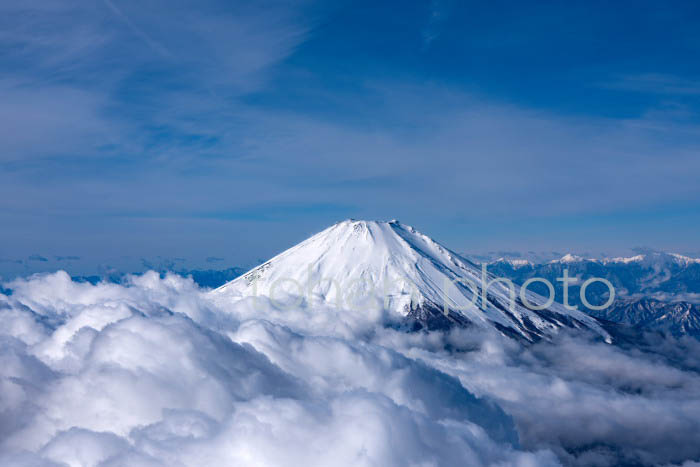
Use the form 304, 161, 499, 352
592, 298, 700, 338
471, 251, 700, 337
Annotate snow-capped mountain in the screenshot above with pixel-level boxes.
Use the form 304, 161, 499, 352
476, 251, 700, 338
485, 251, 700, 306
490, 257, 534, 268
214, 220, 608, 342
469, 251, 700, 269
552, 253, 586, 264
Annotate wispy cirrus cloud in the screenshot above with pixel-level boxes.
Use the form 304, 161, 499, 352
2, 0, 700, 274
0, 0, 313, 163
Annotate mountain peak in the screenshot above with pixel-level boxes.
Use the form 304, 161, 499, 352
553, 253, 585, 263
213, 221, 608, 341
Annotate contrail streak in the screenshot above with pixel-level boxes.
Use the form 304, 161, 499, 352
102, 0, 174, 59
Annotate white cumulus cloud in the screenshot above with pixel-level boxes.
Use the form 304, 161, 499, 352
1, 271, 563, 466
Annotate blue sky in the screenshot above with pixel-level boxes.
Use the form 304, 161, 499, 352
1, 0, 700, 276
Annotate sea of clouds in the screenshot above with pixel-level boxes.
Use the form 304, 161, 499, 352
1, 271, 700, 466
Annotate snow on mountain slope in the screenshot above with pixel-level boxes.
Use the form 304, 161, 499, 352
490, 258, 534, 268
213, 220, 609, 342
552, 254, 586, 264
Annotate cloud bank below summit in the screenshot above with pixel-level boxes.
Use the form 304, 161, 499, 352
1, 271, 553, 466
1, 271, 700, 466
